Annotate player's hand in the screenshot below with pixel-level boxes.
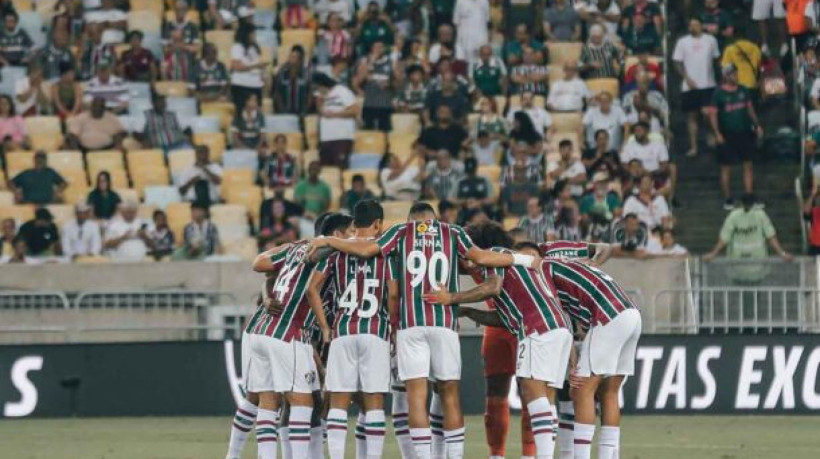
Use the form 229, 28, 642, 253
715, 133, 725, 145
569, 368, 586, 389
529, 255, 543, 270
265, 298, 284, 315
422, 283, 453, 305
321, 326, 331, 344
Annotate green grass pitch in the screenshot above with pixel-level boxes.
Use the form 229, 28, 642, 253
1, 415, 819, 458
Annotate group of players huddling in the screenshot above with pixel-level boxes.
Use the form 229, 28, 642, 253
224, 199, 642, 459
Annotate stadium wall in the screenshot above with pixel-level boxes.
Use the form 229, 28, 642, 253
1, 335, 819, 418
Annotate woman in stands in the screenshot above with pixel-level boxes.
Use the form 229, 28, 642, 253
229, 23, 267, 113
86, 171, 122, 220
51, 62, 83, 120
0, 94, 25, 151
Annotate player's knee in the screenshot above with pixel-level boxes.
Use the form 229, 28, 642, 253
485, 374, 512, 398
246, 392, 260, 406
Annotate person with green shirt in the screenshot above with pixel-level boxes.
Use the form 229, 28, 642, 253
503, 23, 545, 66
356, 1, 395, 56
11, 151, 67, 205
471, 44, 508, 97
708, 63, 764, 210
294, 160, 332, 219
579, 172, 622, 222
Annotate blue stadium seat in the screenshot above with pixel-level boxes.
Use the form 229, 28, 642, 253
126, 82, 152, 100
166, 97, 198, 118
222, 149, 259, 173
0, 66, 26, 96
19, 12, 45, 49
186, 116, 221, 133
143, 186, 182, 210
348, 153, 382, 170
129, 98, 153, 115
263, 114, 300, 133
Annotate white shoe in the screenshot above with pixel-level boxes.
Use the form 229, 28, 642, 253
780, 43, 790, 57
761, 43, 770, 56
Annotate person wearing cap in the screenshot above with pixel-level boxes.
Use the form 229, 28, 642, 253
83, 58, 129, 113
11, 151, 67, 205
61, 203, 102, 259
103, 200, 149, 261
119, 30, 158, 83
708, 62, 764, 210
17, 208, 61, 256
580, 171, 622, 223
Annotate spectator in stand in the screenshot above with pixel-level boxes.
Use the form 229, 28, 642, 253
83, 59, 129, 113
609, 213, 649, 258
1, 236, 33, 263
518, 196, 555, 243
355, 1, 395, 55
803, 187, 820, 254
11, 151, 67, 205
280, 1, 314, 29
144, 209, 176, 260
620, 10, 662, 55
580, 171, 623, 223
232, 94, 264, 149
294, 160, 332, 219
259, 192, 301, 245
503, 140, 544, 184
379, 151, 422, 201
555, 205, 583, 241
162, 1, 199, 48
0, 94, 25, 150
577, 0, 622, 38
79, 23, 116, 81
51, 0, 84, 47
700, 0, 734, 50
396, 37, 429, 74
18, 208, 61, 256
428, 23, 465, 66
84, 0, 126, 44
393, 64, 427, 117
177, 202, 222, 260
208, 0, 249, 30
623, 51, 665, 93
438, 200, 459, 225
425, 70, 471, 124
752, 0, 789, 57
340, 174, 376, 212
620, 0, 664, 33
510, 46, 549, 96
704, 193, 793, 261
177, 145, 223, 206
194, 43, 230, 102
0, 11, 33, 67
472, 131, 502, 166
119, 31, 158, 83
141, 94, 190, 152
0, 218, 15, 258
35, 28, 75, 82
353, 40, 396, 130
673, 17, 721, 157
721, 25, 763, 97
548, 139, 587, 197
162, 28, 196, 84
230, 23, 267, 111
504, 24, 545, 66
543, 0, 582, 42
647, 229, 689, 258
621, 121, 676, 199
583, 91, 629, 151
708, 64, 764, 209
580, 24, 621, 79
319, 12, 352, 63
456, 156, 494, 208
583, 129, 622, 177
501, 161, 540, 216
314, 72, 358, 168
623, 174, 672, 229
420, 105, 469, 158
61, 203, 102, 259
476, 97, 507, 143
15, 63, 49, 117
471, 44, 508, 98
66, 96, 125, 151
273, 45, 312, 116
261, 133, 299, 191
424, 149, 465, 200
51, 63, 83, 120
622, 74, 669, 122
453, 0, 490, 61
547, 60, 589, 112
87, 171, 121, 220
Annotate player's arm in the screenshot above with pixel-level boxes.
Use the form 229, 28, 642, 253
310, 237, 381, 259
422, 276, 502, 305
306, 270, 331, 343
252, 243, 291, 272
459, 306, 504, 327
307, 246, 337, 264
590, 242, 613, 265
466, 247, 540, 269
387, 278, 399, 329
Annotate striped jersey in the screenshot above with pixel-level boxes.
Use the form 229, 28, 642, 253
244, 280, 273, 334
539, 241, 592, 259
480, 247, 568, 339
317, 247, 396, 340
542, 259, 636, 329
250, 242, 316, 342
377, 220, 475, 330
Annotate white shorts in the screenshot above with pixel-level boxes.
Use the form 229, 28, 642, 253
516, 328, 573, 389
241, 332, 251, 392
578, 309, 642, 377
390, 353, 406, 391
245, 334, 319, 394
397, 327, 461, 382
752, 0, 785, 20
326, 334, 391, 393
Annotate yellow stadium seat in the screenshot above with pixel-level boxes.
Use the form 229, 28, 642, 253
75, 255, 110, 263
12, 0, 32, 12
193, 132, 226, 162
342, 169, 380, 196
86, 150, 125, 176
165, 201, 190, 241
477, 165, 502, 199
164, 9, 200, 26
508, 94, 546, 110
224, 236, 259, 261
62, 184, 89, 205
262, 97, 273, 115
303, 114, 318, 136
168, 149, 196, 174
154, 81, 190, 97
280, 29, 316, 54
126, 149, 165, 171
319, 166, 342, 191
116, 188, 140, 203
205, 30, 235, 64
354, 130, 387, 155
5, 151, 34, 177
0, 204, 34, 223
224, 185, 263, 222
0, 190, 13, 206
131, 166, 171, 197
494, 96, 507, 115
221, 169, 255, 189
503, 217, 519, 230
127, 11, 162, 34
547, 64, 564, 84
138, 204, 156, 221
547, 42, 583, 65
210, 205, 249, 242
586, 78, 620, 99
255, 0, 278, 9
201, 101, 235, 129
48, 151, 84, 174
131, 0, 165, 19
382, 201, 411, 220
46, 204, 73, 228
60, 169, 89, 188
391, 113, 421, 134
105, 168, 129, 189
301, 149, 319, 169
25, 116, 63, 151
550, 112, 583, 133
388, 133, 417, 160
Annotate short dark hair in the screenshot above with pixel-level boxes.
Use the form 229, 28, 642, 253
409, 201, 436, 219
320, 213, 353, 236
353, 199, 383, 228
633, 121, 650, 132
507, 227, 526, 241
594, 129, 609, 139
464, 156, 477, 174
623, 213, 639, 221
312, 72, 338, 88
559, 139, 573, 149
191, 201, 209, 212
466, 220, 512, 250
438, 200, 457, 215
513, 241, 541, 254
314, 212, 333, 235
352, 174, 365, 184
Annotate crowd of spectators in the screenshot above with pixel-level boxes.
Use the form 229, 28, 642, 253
0, 0, 689, 263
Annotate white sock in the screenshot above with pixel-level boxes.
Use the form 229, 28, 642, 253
255, 408, 279, 459
288, 406, 312, 459
597, 426, 620, 459
527, 398, 555, 459
392, 390, 415, 459
326, 408, 348, 459
443, 427, 465, 459
226, 398, 257, 459
356, 411, 368, 459
279, 426, 291, 459
557, 401, 574, 459
429, 393, 445, 459
365, 409, 387, 459
309, 425, 324, 459
573, 423, 595, 459
410, 427, 432, 459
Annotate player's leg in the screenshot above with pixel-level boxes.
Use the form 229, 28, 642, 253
430, 328, 464, 459
280, 401, 292, 459
355, 406, 368, 459
398, 327, 434, 459
226, 392, 259, 459
481, 327, 516, 459
309, 390, 324, 459
436, 380, 465, 459
596, 376, 625, 459
326, 392, 353, 459
519, 378, 556, 459
406, 378, 433, 459
360, 335, 391, 459
256, 391, 282, 459
247, 334, 282, 459
571, 375, 602, 459
325, 335, 358, 459
556, 387, 575, 459
429, 385, 445, 459
391, 382, 416, 458
283, 341, 319, 459
363, 392, 387, 459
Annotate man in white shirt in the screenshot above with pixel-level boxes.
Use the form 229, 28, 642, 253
61, 203, 102, 259
672, 17, 720, 157
84, 60, 130, 113
314, 72, 359, 168
646, 228, 689, 257
507, 90, 554, 138
15, 64, 48, 117
621, 121, 677, 199
104, 201, 149, 261
176, 145, 223, 204
546, 59, 589, 112
582, 91, 628, 150
622, 174, 671, 229
453, 0, 490, 61
548, 138, 587, 197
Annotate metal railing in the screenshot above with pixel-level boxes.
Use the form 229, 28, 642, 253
0, 290, 70, 309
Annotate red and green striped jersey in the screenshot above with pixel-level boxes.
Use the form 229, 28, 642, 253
542, 259, 636, 329
539, 241, 591, 259
250, 241, 316, 342
244, 280, 272, 334
377, 220, 475, 330
479, 247, 568, 339
317, 247, 396, 340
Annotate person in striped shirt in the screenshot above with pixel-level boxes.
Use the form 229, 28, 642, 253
541, 258, 642, 459
308, 202, 539, 459
309, 200, 398, 459
247, 213, 353, 459
424, 221, 573, 459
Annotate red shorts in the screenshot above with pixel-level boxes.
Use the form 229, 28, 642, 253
481, 326, 518, 377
